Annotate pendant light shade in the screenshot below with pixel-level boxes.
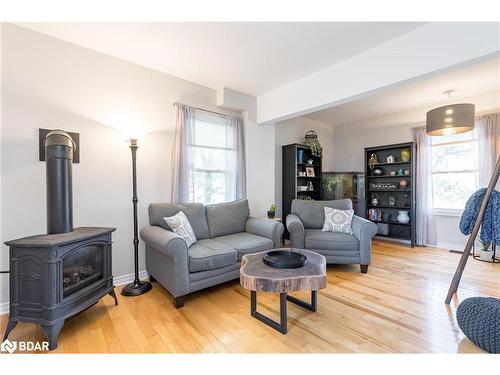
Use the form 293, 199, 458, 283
426, 103, 475, 136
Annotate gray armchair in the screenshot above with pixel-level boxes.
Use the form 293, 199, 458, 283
286, 199, 377, 273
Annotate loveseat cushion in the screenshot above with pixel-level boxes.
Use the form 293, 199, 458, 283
213, 232, 273, 260
305, 229, 359, 252
149, 203, 210, 240
291, 199, 353, 229
205, 199, 250, 238
188, 239, 237, 272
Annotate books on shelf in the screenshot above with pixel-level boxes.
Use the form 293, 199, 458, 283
368, 208, 383, 222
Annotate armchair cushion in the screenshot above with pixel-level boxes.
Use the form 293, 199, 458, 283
149, 203, 210, 240
188, 239, 237, 272
205, 199, 250, 238
305, 229, 359, 252
163, 211, 197, 247
291, 199, 353, 229
245, 217, 284, 248
322, 207, 354, 234
214, 232, 273, 260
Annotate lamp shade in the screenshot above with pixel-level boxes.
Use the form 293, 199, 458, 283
426, 103, 475, 136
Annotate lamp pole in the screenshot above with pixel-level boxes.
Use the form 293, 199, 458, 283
121, 138, 152, 296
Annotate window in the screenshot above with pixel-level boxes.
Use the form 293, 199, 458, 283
188, 111, 237, 205
430, 131, 478, 212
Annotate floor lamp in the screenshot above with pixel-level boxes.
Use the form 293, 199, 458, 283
121, 138, 152, 296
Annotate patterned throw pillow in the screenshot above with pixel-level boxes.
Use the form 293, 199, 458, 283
322, 207, 354, 234
163, 211, 197, 247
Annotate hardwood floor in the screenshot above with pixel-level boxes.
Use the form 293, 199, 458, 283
2, 240, 499, 353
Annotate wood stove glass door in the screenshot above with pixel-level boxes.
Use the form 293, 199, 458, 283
63, 245, 104, 297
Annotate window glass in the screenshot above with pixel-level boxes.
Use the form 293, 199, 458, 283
430, 131, 477, 210
188, 111, 235, 205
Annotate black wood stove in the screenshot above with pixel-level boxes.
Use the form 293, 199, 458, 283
2, 130, 117, 351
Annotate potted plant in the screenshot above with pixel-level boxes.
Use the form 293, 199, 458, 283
267, 203, 277, 219
478, 241, 493, 261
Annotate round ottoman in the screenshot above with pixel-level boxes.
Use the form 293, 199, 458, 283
456, 297, 500, 353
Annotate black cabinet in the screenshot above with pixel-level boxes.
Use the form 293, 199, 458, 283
282, 144, 322, 238
322, 172, 365, 217
364, 142, 416, 247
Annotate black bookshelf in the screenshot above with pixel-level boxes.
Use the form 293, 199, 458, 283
364, 142, 416, 247
282, 143, 322, 239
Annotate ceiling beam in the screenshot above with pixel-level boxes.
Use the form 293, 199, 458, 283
256, 22, 500, 124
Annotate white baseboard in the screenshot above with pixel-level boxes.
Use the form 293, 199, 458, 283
0, 301, 8, 316
374, 236, 411, 245
434, 242, 466, 252
0, 270, 149, 316
113, 270, 149, 286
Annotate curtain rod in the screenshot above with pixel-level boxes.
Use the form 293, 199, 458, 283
174, 102, 241, 118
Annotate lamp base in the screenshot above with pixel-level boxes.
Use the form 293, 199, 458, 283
121, 280, 152, 297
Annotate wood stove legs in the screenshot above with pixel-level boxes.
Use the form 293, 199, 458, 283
108, 289, 118, 306
2, 318, 64, 351
2, 319, 17, 342
2, 290, 119, 351
41, 319, 65, 351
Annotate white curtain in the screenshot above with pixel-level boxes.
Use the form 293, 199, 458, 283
475, 112, 499, 188
171, 103, 246, 203
171, 103, 195, 203
412, 127, 437, 246
228, 116, 247, 200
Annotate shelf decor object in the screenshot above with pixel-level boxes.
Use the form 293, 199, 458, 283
364, 142, 416, 246
282, 143, 323, 240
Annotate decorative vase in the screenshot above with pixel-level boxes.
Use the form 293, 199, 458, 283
368, 153, 378, 169
372, 167, 384, 176
401, 148, 411, 162
397, 211, 410, 224
297, 149, 304, 164
267, 210, 276, 219
479, 250, 493, 261
399, 179, 408, 189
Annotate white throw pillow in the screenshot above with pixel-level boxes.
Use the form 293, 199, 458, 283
322, 207, 354, 234
163, 211, 197, 247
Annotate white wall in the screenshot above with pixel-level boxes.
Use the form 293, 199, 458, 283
216, 87, 276, 217
257, 23, 500, 124
332, 102, 500, 250
0, 23, 273, 310
274, 117, 334, 216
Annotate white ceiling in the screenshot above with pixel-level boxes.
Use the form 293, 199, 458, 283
17, 22, 425, 96
305, 56, 500, 126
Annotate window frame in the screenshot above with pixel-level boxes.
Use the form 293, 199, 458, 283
187, 111, 234, 204
430, 135, 478, 216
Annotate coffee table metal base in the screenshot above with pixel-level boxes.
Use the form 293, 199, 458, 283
250, 290, 317, 334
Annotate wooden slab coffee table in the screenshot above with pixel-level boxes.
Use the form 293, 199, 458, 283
240, 249, 327, 334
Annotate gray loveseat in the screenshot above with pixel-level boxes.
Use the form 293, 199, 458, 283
140, 199, 283, 308
286, 199, 377, 273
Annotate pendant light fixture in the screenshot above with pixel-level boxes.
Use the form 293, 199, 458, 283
426, 90, 475, 136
